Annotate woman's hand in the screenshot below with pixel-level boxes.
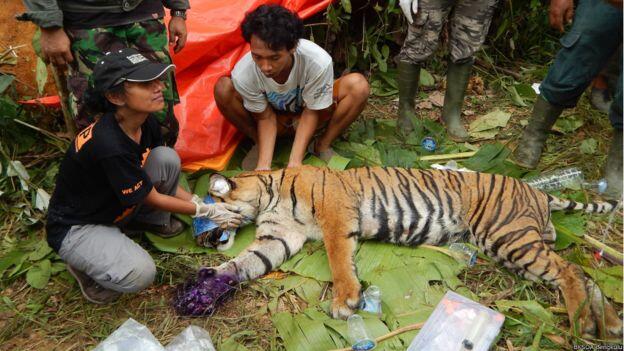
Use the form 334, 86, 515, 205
194, 203, 243, 228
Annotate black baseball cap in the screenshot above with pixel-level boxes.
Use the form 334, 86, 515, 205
92, 47, 174, 93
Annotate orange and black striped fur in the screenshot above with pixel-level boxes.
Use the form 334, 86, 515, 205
208, 165, 622, 337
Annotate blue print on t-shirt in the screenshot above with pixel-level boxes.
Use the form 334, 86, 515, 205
266, 87, 304, 114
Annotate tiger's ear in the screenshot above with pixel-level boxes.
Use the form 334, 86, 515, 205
209, 174, 233, 197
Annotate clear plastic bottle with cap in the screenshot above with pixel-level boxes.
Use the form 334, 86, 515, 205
525, 167, 607, 193
360, 285, 382, 317
448, 243, 478, 267
347, 314, 377, 351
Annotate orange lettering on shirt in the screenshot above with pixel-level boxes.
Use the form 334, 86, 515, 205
114, 205, 136, 223
141, 148, 151, 167
121, 180, 143, 195
74, 122, 96, 152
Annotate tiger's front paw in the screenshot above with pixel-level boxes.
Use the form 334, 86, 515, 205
331, 281, 361, 320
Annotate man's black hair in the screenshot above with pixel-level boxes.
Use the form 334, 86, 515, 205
241, 4, 304, 51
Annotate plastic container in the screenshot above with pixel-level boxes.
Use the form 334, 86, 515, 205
165, 325, 216, 351
449, 243, 478, 267
192, 195, 236, 250
525, 167, 607, 193
360, 285, 382, 316
421, 137, 437, 152
407, 291, 505, 351
93, 318, 164, 351
348, 314, 377, 350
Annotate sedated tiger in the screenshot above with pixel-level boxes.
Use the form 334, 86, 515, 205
202, 165, 622, 337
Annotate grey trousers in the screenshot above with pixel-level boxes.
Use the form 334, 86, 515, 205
58, 146, 181, 293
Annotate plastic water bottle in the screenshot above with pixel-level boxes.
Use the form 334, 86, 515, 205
347, 314, 376, 350
360, 286, 382, 316
449, 243, 477, 267
525, 167, 607, 193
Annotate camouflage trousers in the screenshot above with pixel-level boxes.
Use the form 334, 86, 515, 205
398, 0, 499, 64
65, 19, 180, 143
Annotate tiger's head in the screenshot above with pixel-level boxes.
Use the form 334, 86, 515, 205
208, 171, 275, 222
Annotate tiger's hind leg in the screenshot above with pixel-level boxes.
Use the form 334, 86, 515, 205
488, 228, 595, 336
586, 279, 623, 338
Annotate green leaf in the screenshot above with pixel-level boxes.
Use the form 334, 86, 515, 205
0, 250, 28, 276
0, 74, 15, 94
514, 83, 537, 99
35, 57, 48, 95
496, 300, 555, 327
333, 141, 382, 165
552, 211, 586, 250
303, 155, 327, 167
552, 115, 584, 133
193, 173, 212, 197
327, 155, 351, 170
469, 109, 511, 133
220, 338, 250, 351
28, 241, 53, 261
463, 143, 510, 172
280, 243, 332, 282
34, 188, 51, 211
26, 259, 51, 289
340, 0, 352, 13
146, 224, 256, 258
579, 138, 597, 155
507, 85, 528, 107
178, 172, 190, 192
419, 69, 435, 87
582, 266, 623, 303
272, 310, 340, 351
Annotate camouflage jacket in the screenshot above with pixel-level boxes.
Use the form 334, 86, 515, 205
18, 0, 190, 28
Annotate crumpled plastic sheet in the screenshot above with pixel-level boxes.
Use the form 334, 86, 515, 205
94, 319, 216, 351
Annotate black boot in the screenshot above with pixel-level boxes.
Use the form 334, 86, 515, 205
397, 61, 421, 135
513, 96, 563, 169
603, 129, 623, 200
442, 60, 472, 142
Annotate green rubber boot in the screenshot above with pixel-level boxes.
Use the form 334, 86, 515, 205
397, 61, 421, 135
513, 96, 563, 169
442, 60, 472, 142
603, 129, 622, 200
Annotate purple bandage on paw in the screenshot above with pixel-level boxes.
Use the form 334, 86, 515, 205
173, 268, 238, 316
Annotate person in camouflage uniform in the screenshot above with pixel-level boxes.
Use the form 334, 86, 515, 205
65, 20, 179, 133
18, 0, 189, 144
397, 0, 498, 141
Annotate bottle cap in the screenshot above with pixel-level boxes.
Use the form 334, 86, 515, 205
421, 137, 437, 152
597, 179, 608, 194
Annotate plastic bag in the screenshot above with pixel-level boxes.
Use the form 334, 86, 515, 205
93, 318, 165, 351
165, 325, 216, 351
407, 291, 505, 351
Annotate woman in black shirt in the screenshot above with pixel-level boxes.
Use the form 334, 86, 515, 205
47, 48, 242, 304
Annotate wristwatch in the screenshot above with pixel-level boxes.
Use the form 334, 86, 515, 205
171, 9, 187, 20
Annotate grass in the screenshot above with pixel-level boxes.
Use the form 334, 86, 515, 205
1, 65, 622, 350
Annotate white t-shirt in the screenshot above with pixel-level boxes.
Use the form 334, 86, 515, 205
231, 39, 334, 114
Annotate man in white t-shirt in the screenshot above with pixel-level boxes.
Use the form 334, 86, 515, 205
214, 4, 370, 171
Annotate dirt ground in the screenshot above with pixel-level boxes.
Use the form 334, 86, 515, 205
1, 0, 56, 97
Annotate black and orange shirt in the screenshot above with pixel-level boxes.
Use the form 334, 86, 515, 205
46, 112, 163, 252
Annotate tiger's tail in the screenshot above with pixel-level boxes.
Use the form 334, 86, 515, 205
547, 195, 621, 214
